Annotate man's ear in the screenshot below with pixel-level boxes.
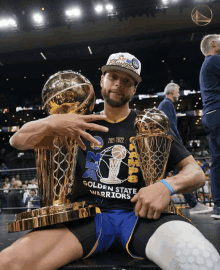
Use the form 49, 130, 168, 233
211, 40, 216, 48
133, 85, 137, 95
100, 75, 104, 88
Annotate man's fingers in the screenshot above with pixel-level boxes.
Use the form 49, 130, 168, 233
138, 204, 148, 218
80, 130, 102, 146
130, 194, 138, 202
134, 200, 142, 216
75, 136, 86, 151
146, 209, 155, 219
83, 123, 109, 132
153, 211, 161, 220
80, 114, 107, 122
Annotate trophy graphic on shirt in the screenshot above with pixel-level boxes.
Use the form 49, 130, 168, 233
100, 145, 127, 184
131, 108, 180, 215
7, 71, 97, 232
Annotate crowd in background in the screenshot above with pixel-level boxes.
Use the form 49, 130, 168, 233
168, 155, 212, 206
0, 92, 41, 109
0, 174, 40, 214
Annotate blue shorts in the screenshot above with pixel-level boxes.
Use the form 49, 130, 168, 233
64, 207, 193, 259
88, 208, 139, 258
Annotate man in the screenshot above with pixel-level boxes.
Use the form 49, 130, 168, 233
0, 162, 8, 179
27, 179, 38, 195
24, 189, 40, 210
22, 184, 29, 204
4, 177, 10, 188
7, 180, 24, 214
158, 83, 213, 215
10, 177, 16, 188
200, 34, 220, 219
0, 52, 219, 270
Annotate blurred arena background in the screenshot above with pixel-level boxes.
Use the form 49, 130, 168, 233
0, 0, 219, 269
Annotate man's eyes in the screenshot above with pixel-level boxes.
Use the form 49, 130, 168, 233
111, 75, 118, 80
110, 75, 131, 84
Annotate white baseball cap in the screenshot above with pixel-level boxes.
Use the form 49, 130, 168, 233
101, 52, 142, 83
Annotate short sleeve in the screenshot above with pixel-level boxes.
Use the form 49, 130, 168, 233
166, 128, 191, 172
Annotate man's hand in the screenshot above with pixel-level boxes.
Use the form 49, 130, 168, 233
47, 114, 108, 150
130, 182, 171, 219
10, 113, 109, 151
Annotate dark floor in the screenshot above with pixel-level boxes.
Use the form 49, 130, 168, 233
0, 209, 219, 270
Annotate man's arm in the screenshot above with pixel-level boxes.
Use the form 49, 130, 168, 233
165, 155, 205, 193
10, 114, 108, 151
10, 117, 53, 150
159, 103, 182, 142
16, 193, 24, 208
210, 55, 220, 76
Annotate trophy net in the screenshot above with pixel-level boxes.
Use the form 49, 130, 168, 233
35, 136, 78, 207
132, 134, 172, 185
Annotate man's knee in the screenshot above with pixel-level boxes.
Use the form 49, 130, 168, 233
145, 220, 220, 270
0, 246, 28, 270
0, 227, 83, 270
0, 235, 46, 269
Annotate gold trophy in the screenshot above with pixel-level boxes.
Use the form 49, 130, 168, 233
8, 71, 97, 232
131, 108, 181, 215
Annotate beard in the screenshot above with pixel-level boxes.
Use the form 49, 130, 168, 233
101, 88, 131, 108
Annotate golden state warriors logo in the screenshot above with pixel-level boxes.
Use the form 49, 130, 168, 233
132, 58, 139, 69
191, 5, 213, 26
90, 136, 104, 150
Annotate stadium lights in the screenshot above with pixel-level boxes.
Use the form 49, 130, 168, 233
95, 5, 103, 13
106, 4, 114, 12
66, 8, 81, 17
33, 13, 44, 24
0, 18, 17, 28
40, 52, 46, 60
88, 46, 92, 54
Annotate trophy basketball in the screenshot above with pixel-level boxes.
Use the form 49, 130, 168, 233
8, 71, 97, 232
131, 108, 180, 215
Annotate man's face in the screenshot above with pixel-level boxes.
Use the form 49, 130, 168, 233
212, 38, 220, 55
100, 70, 137, 108
173, 87, 180, 102
30, 190, 35, 197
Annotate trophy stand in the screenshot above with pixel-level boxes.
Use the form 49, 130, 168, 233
7, 71, 97, 233
132, 108, 183, 216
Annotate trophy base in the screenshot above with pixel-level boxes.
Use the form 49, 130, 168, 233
162, 200, 182, 215
7, 201, 96, 233
100, 178, 122, 184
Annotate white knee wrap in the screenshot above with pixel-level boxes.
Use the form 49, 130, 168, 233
145, 220, 220, 270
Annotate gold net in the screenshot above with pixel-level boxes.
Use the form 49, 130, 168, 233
35, 136, 78, 207
132, 133, 173, 186
131, 133, 180, 214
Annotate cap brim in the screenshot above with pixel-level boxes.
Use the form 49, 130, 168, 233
101, 65, 142, 83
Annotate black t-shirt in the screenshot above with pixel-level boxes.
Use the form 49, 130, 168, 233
69, 109, 191, 210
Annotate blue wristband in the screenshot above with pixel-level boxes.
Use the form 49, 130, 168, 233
159, 179, 174, 195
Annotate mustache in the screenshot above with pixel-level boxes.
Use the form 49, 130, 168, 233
109, 90, 124, 96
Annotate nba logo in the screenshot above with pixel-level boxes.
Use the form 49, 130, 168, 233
91, 136, 104, 150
